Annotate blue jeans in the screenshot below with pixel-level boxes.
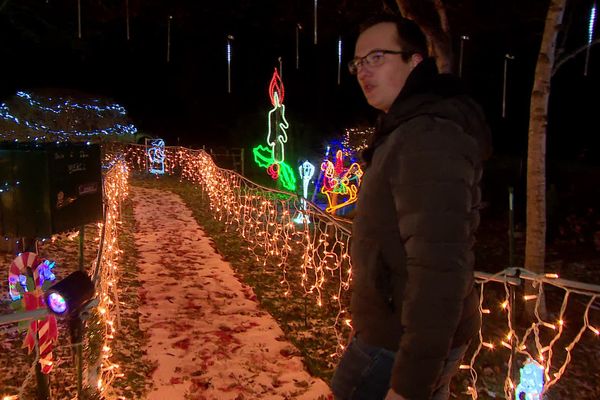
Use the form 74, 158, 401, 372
330, 337, 468, 400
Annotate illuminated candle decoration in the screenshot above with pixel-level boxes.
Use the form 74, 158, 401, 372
293, 160, 315, 224
252, 68, 296, 191
337, 36, 342, 85
147, 138, 166, 175
515, 359, 545, 400
320, 149, 363, 214
8, 252, 59, 374
227, 35, 235, 93
585, 3, 597, 76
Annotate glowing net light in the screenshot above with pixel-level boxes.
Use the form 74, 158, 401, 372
515, 359, 545, 400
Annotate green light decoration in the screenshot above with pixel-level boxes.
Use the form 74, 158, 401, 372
252, 68, 296, 191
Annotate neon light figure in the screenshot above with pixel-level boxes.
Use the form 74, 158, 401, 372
252, 68, 296, 191
147, 139, 166, 175
320, 149, 363, 214
515, 359, 545, 400
294, 161, 315, 224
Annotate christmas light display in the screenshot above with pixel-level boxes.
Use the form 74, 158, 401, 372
252, 68, 296, 191
121, 143, 600, 400
227, 35, 235, 93
585, 3, 597, 76
337, 36, 343, 85
8, 252, 59, 374
342, 127, 373, 153
0, 92, 137, 142
147, 138, 166, 175
515, 359, 545, 400
320, 149, 363, 214
293, 160, 315, 224
91, 158, 130, 396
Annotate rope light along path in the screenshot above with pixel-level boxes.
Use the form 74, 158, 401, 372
122, 144, 600, 399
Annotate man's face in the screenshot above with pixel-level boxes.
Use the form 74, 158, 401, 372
354, 22, 420, 112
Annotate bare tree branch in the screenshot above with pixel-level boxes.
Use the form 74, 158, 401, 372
552, 38, 600, 77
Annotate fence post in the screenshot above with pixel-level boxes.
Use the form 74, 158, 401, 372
509, 268, 521, 398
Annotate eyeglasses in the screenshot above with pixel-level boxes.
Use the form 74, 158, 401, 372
348, 49, 410, 75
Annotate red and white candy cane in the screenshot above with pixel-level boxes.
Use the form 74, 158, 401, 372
9, 252, 58, 374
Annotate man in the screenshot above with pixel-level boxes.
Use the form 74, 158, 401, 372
330, 14, 492, 400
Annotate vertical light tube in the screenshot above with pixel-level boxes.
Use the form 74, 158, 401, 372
337, 36, 342, 85
227, 35, 233, 93
458, 35, 469, 78
502, 54, 515, 119
126, 0, 130, 40
314, 0, 318, 45
585, 3, 597, 76
77, 0, 82, 39
167, 15, 173, 63
296, 23, 302, 69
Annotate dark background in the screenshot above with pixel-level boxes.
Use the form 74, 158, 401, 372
0, 0, 598, 161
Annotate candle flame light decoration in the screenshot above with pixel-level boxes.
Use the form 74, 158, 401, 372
121, 143, 600, 400
252, 68, 296, 191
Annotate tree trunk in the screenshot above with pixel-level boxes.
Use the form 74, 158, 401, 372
524, 0, 567, 317
395, 0, 453, 73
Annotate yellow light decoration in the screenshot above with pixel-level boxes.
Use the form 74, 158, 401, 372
114, 144, 600, 400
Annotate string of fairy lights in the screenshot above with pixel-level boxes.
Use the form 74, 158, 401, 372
91, 157, 130, 396
122, 143, 600, 399
0, 92, 138, 142
4, 144, 598, 399
1, 158, 129, 400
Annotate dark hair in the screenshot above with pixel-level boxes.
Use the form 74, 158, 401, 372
359, 14, 428, 61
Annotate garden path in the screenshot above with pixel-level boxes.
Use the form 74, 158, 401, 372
131, 186, 331, 400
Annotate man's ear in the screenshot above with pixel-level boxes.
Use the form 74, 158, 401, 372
410, 53, 424, 68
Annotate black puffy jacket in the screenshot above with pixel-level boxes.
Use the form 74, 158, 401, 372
350, 60, 492, 400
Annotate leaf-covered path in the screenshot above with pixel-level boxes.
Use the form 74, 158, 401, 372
131, 186, 331, 399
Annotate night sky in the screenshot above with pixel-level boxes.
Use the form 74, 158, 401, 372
1, 0, 598, 162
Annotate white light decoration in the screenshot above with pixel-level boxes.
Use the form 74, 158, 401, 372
125, 0, 131, 40
296, 23, 302, 69
313, 0, 318, 45
77, 0, 82, 39
585, 3, 597, 76
227, 35, 235, 93
458, 35, 470, 78
147, 139, 166, 175
0, 92, 138, 142
167, 15, 173, 63
502, 54, 515, 118
337, 36, 342, 85
515, 359, 545, 400
293, 161, 315, 224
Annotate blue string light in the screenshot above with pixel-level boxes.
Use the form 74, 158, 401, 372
0, 91, 138, 142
